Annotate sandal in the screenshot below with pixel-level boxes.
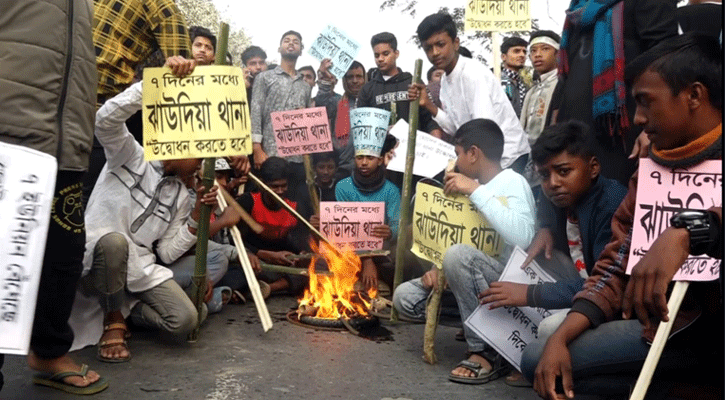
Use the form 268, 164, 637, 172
97, 322, 131, 363
33, 364, 109, 395
448, 352, 509, 385
455, 328, 465, 341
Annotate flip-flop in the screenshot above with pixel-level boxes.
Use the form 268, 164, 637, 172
33, 364, 109, 395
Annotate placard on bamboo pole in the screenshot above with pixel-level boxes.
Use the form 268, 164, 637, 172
188, 21, 230, 342
390, 59, 423, 322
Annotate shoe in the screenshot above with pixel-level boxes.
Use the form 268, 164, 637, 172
207, 286, 232, 314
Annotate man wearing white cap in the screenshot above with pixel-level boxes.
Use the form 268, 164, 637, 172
520, 30, 561, 144
335, 108, 401, 291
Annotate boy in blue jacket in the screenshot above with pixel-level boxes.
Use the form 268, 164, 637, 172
478, 121, 627, 385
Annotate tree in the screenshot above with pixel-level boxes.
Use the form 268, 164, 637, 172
380, 0, 541, 67
176, 0, 251, 66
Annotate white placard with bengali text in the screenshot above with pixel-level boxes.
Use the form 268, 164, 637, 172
0, 142, 57, 355
464, 246, 561, 371
387, 120, 456, 179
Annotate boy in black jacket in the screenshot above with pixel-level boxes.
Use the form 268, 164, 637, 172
357, 32, 443, 139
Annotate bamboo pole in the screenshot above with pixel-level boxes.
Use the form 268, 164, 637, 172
629, 281, 690, 400
188, 22, 229, 342
259, 261, 332, 277
215, 183, 273, 331
247, 172, 334, 248
423, 269, 446, 364
303, 154, 320, 215
390, 59, 423, 322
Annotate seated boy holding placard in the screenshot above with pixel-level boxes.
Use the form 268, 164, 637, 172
71, 64, 249, 362
335, 108, 401, 291
394, 118, 536, 384
476, 121, 626, 386
237, 156, 309, 297
522, 34, 723, 400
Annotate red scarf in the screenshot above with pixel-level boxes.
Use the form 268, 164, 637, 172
335, 96, 351, 147
250, 192, 298, 241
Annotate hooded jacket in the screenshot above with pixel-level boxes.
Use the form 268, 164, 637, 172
0, 0, 97, 171
357, 68, 439, 133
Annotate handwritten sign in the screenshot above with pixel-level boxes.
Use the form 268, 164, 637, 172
465, 0, 531, 32
628, 159, 722, 281
271, 107, 333, 157
320, 202, 385, 250
350, 107, 390, 157
0, 142, 57, 355
142, 65, 252, 161
412, 182, 506, 266
465, 246, 558, 371
387, 120, 456, 179
308, 25, 361, 80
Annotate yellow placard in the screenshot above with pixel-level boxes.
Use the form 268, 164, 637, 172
464, 0, 531, 32
412, 182, 506, 267
142, 65, 252, 161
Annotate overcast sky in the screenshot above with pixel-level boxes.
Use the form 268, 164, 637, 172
212, 0, 570, 89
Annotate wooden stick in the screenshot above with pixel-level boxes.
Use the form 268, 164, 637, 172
247, 172, 334, 248
217, 185, 264, 234
391, 58, 423, 322
285, 250, 390, 261
629, 281, 689, 400
216, 183, 273, 332
303, 154, 320, 215
423, 268, 445, 364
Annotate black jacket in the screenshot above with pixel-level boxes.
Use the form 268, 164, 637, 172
357, 68, 439, 133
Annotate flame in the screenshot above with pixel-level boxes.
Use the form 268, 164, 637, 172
298, 240, 377, 319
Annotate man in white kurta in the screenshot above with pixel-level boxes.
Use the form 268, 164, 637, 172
69, 80, 206, 360
408, 13, 530, 174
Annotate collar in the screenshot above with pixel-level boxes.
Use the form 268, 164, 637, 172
538, 68, 558, 82
650, 124, 722, 166
273, 65, 303, 81
444, 55, 466, 83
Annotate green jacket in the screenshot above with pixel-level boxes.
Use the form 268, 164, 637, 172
0, 0, 97, 171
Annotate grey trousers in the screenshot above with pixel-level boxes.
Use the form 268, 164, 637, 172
83, 232, 201, 337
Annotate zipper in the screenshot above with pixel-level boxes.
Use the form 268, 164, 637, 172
56, 0, 74, 161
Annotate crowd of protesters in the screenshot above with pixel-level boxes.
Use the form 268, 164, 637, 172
0, 0, 722, 398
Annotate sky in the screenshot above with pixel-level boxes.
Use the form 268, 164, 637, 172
212, 0, 571, 90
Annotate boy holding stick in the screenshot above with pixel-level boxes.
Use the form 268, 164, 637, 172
522, 34, 723, 400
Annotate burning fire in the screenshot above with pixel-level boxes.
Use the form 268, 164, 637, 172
298, 240, 377, 319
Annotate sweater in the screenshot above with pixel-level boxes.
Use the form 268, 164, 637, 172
335, 177, 401, 239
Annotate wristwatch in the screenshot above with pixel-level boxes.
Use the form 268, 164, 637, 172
669, 210, 717, 256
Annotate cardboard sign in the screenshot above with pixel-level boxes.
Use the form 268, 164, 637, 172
271, 107, 333, 157
350, 107, 390, 157
0, 142, 58, 355
465, 0, 531, 32
308, 25, 361, 80
387, 120, 456, 179
464, 246, 558, 372
628, 159, 722, 281
320, 202, 385, 250
142, 65, 252, 161
412, 182, 506, 266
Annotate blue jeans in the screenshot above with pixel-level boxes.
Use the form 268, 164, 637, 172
169, 241, 235, 293
391, 277, 459, 322
520, 317, 703, 396
443, 244, 507, 353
